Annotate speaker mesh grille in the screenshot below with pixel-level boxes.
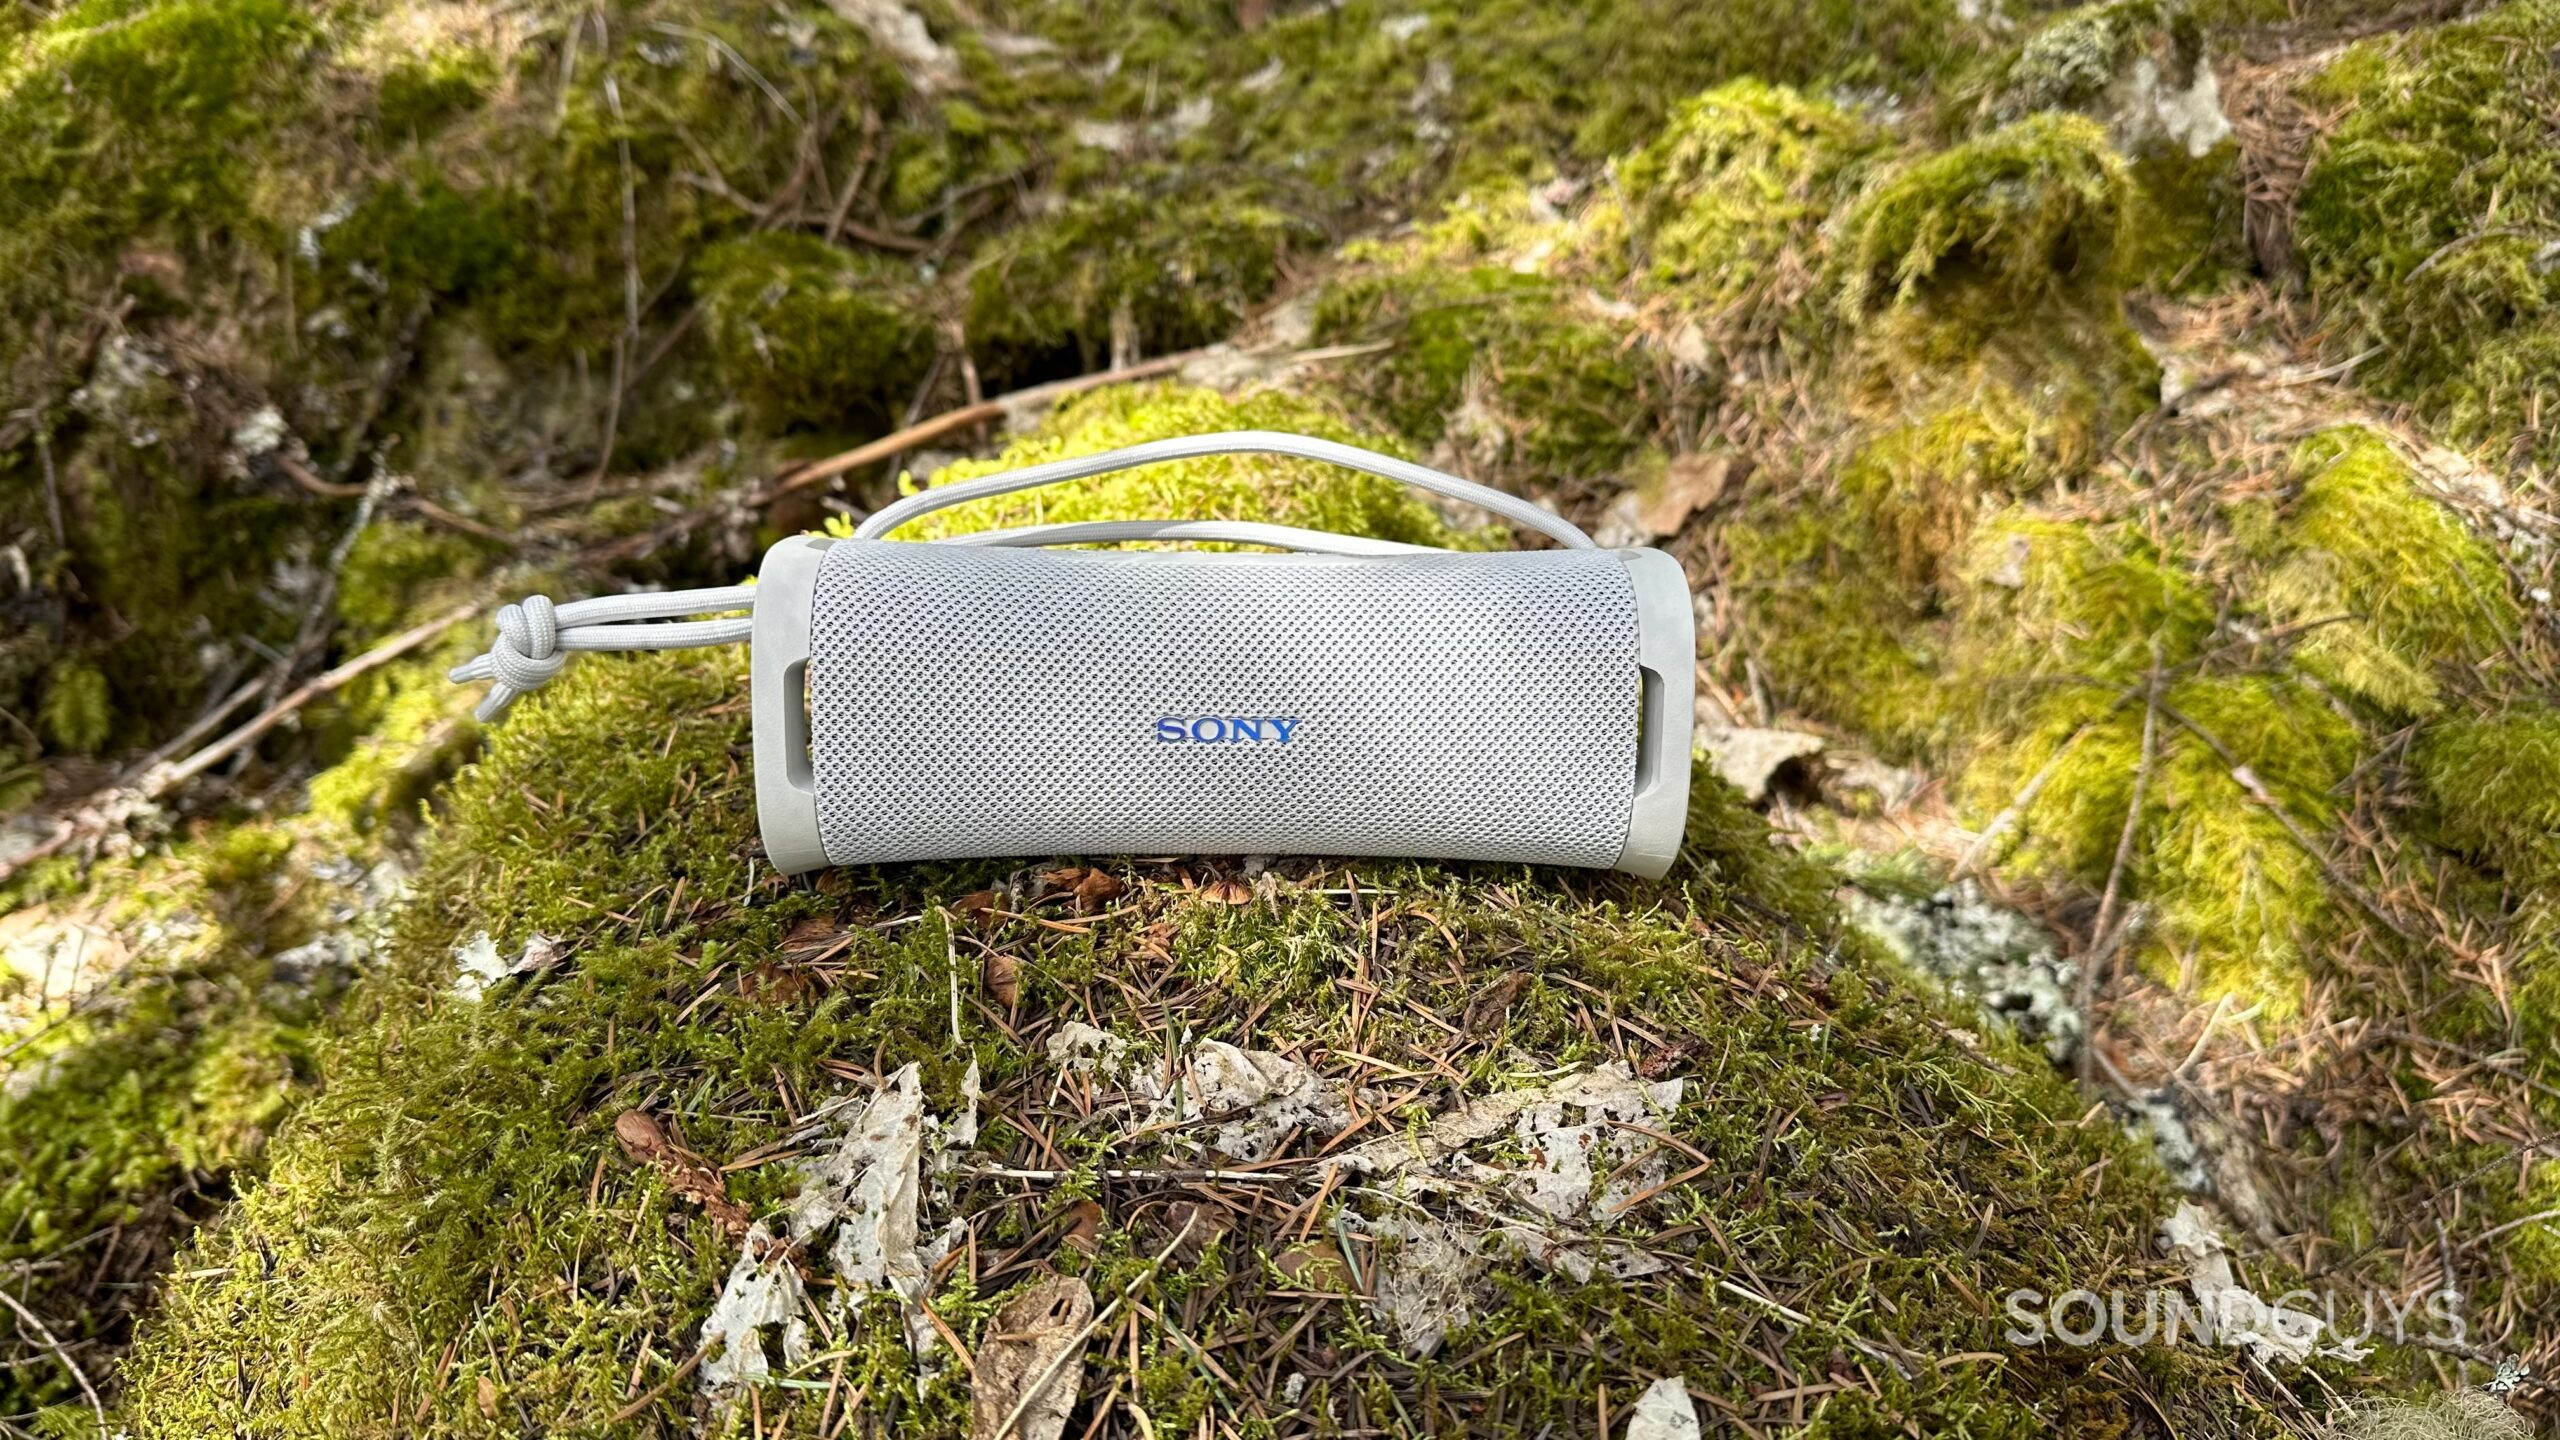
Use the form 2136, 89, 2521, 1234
807, 540, 1640, 867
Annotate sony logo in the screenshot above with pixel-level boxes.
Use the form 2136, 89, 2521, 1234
1155, 716, 1300, 744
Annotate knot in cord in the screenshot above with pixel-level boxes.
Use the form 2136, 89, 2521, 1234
449, 584, 757, 723
487, 594, 565, 691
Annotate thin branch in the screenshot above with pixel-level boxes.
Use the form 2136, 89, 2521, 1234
143, 603, 480, 798
273, 452, 366, 499
0, 1283, 103, 1432
765, 353, 1194, 500
2081, 652, 2161, 1083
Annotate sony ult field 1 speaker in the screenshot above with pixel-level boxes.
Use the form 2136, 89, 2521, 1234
454, 432, 1695, 877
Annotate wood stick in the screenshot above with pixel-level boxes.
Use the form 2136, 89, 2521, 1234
0, 1280, 105, 1431
767, 401, 1005, 498
141, 603, 480, 798
765, 352, 1198, 500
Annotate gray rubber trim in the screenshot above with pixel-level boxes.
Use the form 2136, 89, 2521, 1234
752, 534, 832, 874
1612, 547, 1695, 878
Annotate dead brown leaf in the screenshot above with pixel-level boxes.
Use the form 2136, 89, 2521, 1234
780, 916, 842, 950
1040, 866, 1124, 911
956, 889, 1001, 917
475, 1375, 498, 1420
1057, 1199, 1104, 1256
1638, 453, 1731, 538
968, 1275, 1094, 1440
1200, 878, 1252, 906
984, 949, 1021, 1008
1638, 1037, 1703, 1081
740, 961, 813, 1004
1162, 1201, 1228, 1263
1274, 1238, 1353, 1292
1463, 972, 1529, 1035
614, 1109, 752, 1238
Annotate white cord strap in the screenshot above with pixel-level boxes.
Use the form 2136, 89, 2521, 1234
448, 586, 754, 721
856, 430, 1594, 549
453, 431, 1577, 720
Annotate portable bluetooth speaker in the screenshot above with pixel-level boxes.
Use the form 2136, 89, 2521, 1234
453, 432, 1695, 877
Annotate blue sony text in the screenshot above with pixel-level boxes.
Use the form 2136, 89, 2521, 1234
1154, 716, 1299, 743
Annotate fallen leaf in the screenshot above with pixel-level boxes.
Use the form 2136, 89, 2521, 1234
615, 1109, 753, 1239
615, 1109, 671, 1163
1275, 1239, 1354, 1292
1040, 866, 1123, 911
955, 889, 1001, 917
1162, 1201, 1227, 1263
1462, 972, 1528, 1035
475, 1375, 498, 1420
968, 1276, 1095, 1440
983, 949, 1021, 1008
781, 916, 840, 950
1636, 1038, 1701, 1081
1626, 1375, 1700, 1440
741, 961, 813, 1004
1638, 453, 1730, 538
1200, 878, 1252, 906
1057, 1199, 1103, 1256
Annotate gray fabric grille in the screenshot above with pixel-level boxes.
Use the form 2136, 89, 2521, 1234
807, 540, 1641, 867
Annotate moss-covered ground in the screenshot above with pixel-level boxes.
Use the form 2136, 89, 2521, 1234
4, 0, 2557, 1433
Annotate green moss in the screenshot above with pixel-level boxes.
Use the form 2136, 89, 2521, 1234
0, 0, 316, 334
116, 636, 2283, 1435
1981, 0, 2245, 291
862, 384, 1461, 547
1957, 513, 2214, 693
305, 659, 481, 839
1840, 396, 2054, 589
2124, 140, 2245, 292
1724, 506, 1946, 757
334, 521, 485, 645
1618, 80, 1882, 326
2410, 705, 2560, 887
1840, 113, 2134, 315
39, 659, 112, 756
373, 48, 495, 141
2257, 429, 2520, 715
315, 174, 524, 310
696, 232, 937, 434
1970, 673, 2357, 1006
964, 188, 1314, 390
2294, 1, 2560, 462
0, 824, 338, 1419
1312, 262, 1656, 480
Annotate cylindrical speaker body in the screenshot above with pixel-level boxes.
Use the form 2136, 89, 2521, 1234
752, 535, 1693, 876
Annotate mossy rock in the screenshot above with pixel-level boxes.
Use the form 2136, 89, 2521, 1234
964, 188, 1315, 391
2411, 704, 2560, 888
1721, 505, 1947, 759
865, 385, 1463, 547
115, 632, 2288, 1435
1981, 0, 2243, 291
1839, 112, 2134, 316
1312, 262, 1657, 481
1618, 80, 1884, 327
697, 233, 938, 434
2256, 428, 2520, 716
0, 823, 353, 1419
2294, 1, 2560, 463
